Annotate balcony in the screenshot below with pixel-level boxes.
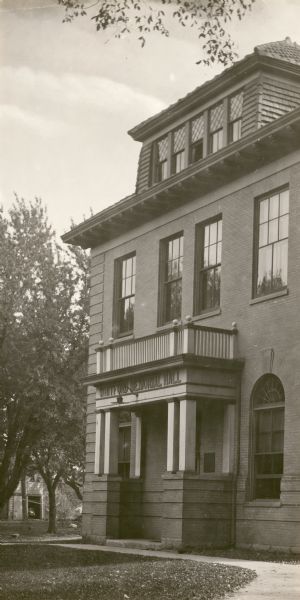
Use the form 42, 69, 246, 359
95, 321, 238, 375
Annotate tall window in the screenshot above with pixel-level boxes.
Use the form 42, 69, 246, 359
195, 217, 222, 313
114, 253, 136, 336
118, 411, 131, 479
229, 91, 243, 142
155, 136, 168, 182
159, 233, 184, 324
209, 103, 224, 153
254, 188, 289, 297
171, 126, 185, 174
190, 114, 204, 163
252, 375, 285, 500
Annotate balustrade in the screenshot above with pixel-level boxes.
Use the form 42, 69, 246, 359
96, 322, 237, 374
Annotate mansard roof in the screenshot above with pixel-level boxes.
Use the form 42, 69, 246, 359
62, 105, 300, 249
129, 38, 300, 143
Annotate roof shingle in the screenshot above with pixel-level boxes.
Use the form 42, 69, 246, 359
255, 37, 300, 65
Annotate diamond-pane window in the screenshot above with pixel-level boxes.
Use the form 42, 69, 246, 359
191, 115, 204, 143
230, 92, 243, 121
190, 114, 204, 163
171, 127, 185, 174
209, 103, 223, 132
155, 136, 169, 182
157, 137, 168, 161
173, 127, 185, 152
229, 91, 243, 143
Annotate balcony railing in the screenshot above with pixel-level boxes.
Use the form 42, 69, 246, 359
95, 321, 237, 375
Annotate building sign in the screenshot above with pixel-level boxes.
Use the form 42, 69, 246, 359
99, 369, 181, 398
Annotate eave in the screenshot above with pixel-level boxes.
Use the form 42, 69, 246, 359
62, 107, 300, 250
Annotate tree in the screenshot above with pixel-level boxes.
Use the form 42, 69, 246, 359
58, 0, 256, 65
32, 324, 87, 533
0, 197, 89, 516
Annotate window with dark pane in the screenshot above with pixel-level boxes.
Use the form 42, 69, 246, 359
155, 136, 168, 182
197, 218, 222, 312
116, 253, 136, 335
255, 189, 289, 297
204, 453, 215, 473
229, 91, 243, 142
190, 114, 204, 163
171, 126, 185, 174
209, 103, 224, 153
118, 412, 131, 479
162, 234, 184, 323
252, 375, 285, 500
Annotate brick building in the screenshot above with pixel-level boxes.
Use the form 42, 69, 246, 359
63, 38, 300, 552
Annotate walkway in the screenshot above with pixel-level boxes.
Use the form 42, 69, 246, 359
56, 543, 300, 600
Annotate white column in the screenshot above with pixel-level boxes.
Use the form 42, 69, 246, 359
222, 404, 235, 473
167, 400, 179, 472
179, 398, 197, 471
104, 410, 119, 475
94, 411, 105, 475
134, 413, 142, 478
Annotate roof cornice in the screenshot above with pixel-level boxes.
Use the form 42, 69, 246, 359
128, 54, 300, 142
62, 106, 300, 249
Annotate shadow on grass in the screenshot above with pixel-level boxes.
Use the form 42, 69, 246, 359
0, 544, 158, 571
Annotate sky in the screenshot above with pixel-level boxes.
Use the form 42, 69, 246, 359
1, 0, 300, 236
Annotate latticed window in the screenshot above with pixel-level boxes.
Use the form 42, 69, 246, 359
209, 103, 224, 153
255, 188, 289, 297
159, 233, 184, 324
114, 253, 136, 336
190, 114, 204, 163
252, 375, 285, 500
171, 126, 185, 174
155, 136, 168, 182
229, 91, 243, 142
195, 218, 222, 313
118, 411, 131, 479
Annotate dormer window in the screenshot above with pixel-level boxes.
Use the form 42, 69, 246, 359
171, 126, 185, 174
229, 91, 243, 142
190, 114, 204, 163
150, 89, 244, 185
209, 103, 224, 153
156, 136, 168, 182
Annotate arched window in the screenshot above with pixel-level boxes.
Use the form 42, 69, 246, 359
252, 374, 285, 499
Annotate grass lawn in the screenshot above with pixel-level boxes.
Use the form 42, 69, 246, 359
0, 544, 256, 600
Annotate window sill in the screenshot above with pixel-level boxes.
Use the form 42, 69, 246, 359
193, 308, 221, 322
245, 499, 281, 508
113, 333, 134, 342
250, 288, 288, 306
156, 322, 178, 332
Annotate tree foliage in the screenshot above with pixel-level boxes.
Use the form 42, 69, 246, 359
58, 0, 256, 65
0, 197, 89, 515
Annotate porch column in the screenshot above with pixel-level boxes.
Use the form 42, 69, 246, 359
222, 404, 235, 473
167, 400, 179, 472
94, 411, 105, 475
179, 398, 197, 471
104, 410, 119, 475
129, 412, 142, 478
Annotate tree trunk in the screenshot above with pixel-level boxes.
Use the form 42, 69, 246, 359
21, 473, 28, 520
47, 487, 57, 534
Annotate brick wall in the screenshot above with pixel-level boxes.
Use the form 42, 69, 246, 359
82, 248, 105, 538
83, 151, 300, 549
